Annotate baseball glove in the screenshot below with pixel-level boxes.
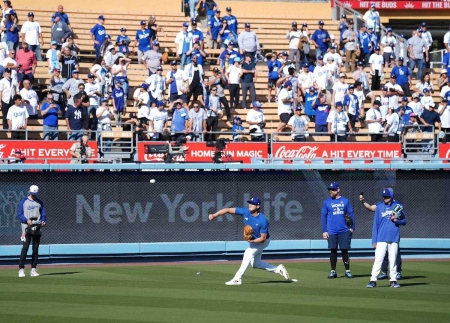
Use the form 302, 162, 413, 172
161, 52, 169, 64
244, 225, 254, 241
344, 214, 353, 228
391, 204, 403, 219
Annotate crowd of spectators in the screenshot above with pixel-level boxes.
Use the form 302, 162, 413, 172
0, 1, 449, 146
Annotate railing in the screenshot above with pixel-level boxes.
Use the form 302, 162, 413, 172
333, 0, 406, 60
429, 49, 446, 70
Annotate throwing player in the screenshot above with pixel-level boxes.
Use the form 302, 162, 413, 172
321, 182, 355, 279
359, 188, 403, 280
17, 185, 47, 278
366, 188, 406, 288
209, 197, 290, 285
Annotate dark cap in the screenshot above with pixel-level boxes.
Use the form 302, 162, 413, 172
327, 182, 340, 190
170, 60, 177, 65
212, 67, 220, 72
226, 7, 231, 11
373, 100, 381, 106
382, 188, 394, 198
247, 197, 261, 205
4, 67, 12, 73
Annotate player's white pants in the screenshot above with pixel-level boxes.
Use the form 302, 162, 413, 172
370, 242, 399, 282
234, 239, 278, 280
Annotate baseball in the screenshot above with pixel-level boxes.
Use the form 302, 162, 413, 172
197, 272, 201, 275
150, 179, 156, 184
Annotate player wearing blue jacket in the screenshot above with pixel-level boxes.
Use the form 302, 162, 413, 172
321, 182, 355, 279
209, 197, 291, 285
17, 185, 47, 278
366, 188, 406, 288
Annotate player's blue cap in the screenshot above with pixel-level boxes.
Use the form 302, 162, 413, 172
253, 101, 263, 108
153, 41, 160, 46
382, 188, 394, 198
120, 27, 127, 31
247, 197, 261, 205
157, 100, 166, 106
328, 182, 340, 190
401, 96, 408, 102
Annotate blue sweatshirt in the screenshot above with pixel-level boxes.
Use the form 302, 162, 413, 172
313, 98, 330, 126
18, 197, 46, 223
304, 92, 318, 116
372, 201, 406, 244
321, 195, 355, 234
268, 60, 282, 80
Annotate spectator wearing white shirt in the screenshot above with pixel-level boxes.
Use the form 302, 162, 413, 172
365, 100, 383, 142
384, 109, 400, 142
363, 3, 381, 34
438, 97, 450, 142
380, 28, 396, 68
369, 45, 383, 90
187, 101, 206, 141
286, 21, 301, 70
0, 41, 8, 77
331, 72, 348, 108
145, 66, 166, 107
377, 86, 390, 121
3, 49, 19, 82
323, 46, 342, 71
298, 63, 315, 96
384, 74, 404, 110
287, 105, 310, 142
313, 55, 327, 92
327, 101, 353, 142
275, 80, 294, 138
444, 27, 450, 53
324, 55, 338, 93
183, 55, 204, 106
19, 79, 39, 119
7, 94, 28, 139
96, 98, 114, 152
165, 60, 187, 104
409, 93, 423, 116
246, 101, 265, 141
421, 88, 435, 110
149, 100, 169, 141
420, 22, 433, 68
136, 83, 151, 124
85, 74, 102, 128
225, 57, 242, 112
20, 12, 43, 61
0, 67, 19, 129
414, 72, 434, 95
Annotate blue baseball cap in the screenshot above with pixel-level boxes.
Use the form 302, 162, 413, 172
98, 15, 105, 20
247, 197, 261, 205
71, 70, 79, 75
153, 41, 160, 46
141, 20, 147, 25
375, 45, 380, 50
87, 73, 94, 78
191, 18, 197, 24
348, 84, 355, 89
357, 61, 364, 66
401, 96, 408, 102
398, 57, 404, 61
309, 86, 316, 92
233, 57, 241, 62
120, 27, 127, 32
423, 88, 430, 93
141, 83, 149, 90
328, 182, 340, 190
335, 102, 343, 107
101, 97, 109, 102
245, 23, 250, 28
253, 101, 263, 108
284, 80, 292, 87
157, 100, 166, 106
302, 63, 309, 68
318, 20, 325, 25
387, 27, 393, 32
182, 22, 189, 27
382, 86, 388, 91
317, 55, 323, 60
382, 188, 393, 198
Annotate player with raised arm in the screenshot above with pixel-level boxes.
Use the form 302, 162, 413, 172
209, 197, 291, 285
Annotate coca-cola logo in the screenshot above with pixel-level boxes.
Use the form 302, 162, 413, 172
144, 152, 185, 162
0, 144, 5, 158
274, 146, 318, 159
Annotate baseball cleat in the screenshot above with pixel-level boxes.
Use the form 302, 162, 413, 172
377, 272, 388, 280
396, 272, 403, 280
18, 269, 25, 278
328, 270, 338, 279
225, 278, 242, 285
390, 281, 400, 288
366, 281, 376, 288
30, 268, 39, 277
277, 264, 290, 280
345, 271, 354, 279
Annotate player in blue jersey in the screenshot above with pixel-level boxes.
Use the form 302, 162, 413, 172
366, 188, 406, 288
209, 197, 291, 285
321, 182, 355, 279
17, 185, 47, 278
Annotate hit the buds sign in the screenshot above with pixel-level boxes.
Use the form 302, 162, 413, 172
138, 142, 268, 163
272, 143, 402, 160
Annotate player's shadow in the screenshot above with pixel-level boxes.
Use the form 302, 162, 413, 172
350, 274, 371, 278
41, 271, 81, 276
399, 275, 427, 280
250, 280, 297, 284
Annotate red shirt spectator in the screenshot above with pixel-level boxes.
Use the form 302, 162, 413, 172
16, 42, 37, 81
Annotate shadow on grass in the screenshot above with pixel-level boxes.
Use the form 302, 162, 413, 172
376, 282, 429, 288
350, 274, 371, 278
248, 280, 297, 284
41, 271, 81, 276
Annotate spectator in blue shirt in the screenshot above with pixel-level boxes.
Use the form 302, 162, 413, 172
208, 10, 222, 49
133, 21, 151, 64
90, 15, 106, 58
223, 7, 238, 35
267, 53, 282, 103
304, 86, 318, 122
311, 20, 330, 59
5, 11, 20, 52
339, 14, 348, 54
189, 19, 204, 49
41, 93, 62, 140
170, 100, 191, 141
312, 93, 330, 136
391, 57, 411, 97
358, 24, 371, 66
203, 0, 218, 23
51, 5, 71, 29
65, 96, 85, 140
116, 27, 130, 57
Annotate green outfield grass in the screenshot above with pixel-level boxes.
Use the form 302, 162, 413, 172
0, 260, 449, 323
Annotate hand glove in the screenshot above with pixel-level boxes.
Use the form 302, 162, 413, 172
344, 214, 353, 229
244, 225, 254, 241
391, 204, 403, 220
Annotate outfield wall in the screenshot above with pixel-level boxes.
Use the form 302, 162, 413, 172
1, 170, 450, 259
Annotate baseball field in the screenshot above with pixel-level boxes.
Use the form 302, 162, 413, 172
0, 259, 449, 322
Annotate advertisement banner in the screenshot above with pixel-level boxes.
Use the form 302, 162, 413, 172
0, 171, 448, 245
138, 142, 268, 164
438, 143, 450, 159
332, 1, 450, 10
271, 142, 402, 160
0, 140, 98, 164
